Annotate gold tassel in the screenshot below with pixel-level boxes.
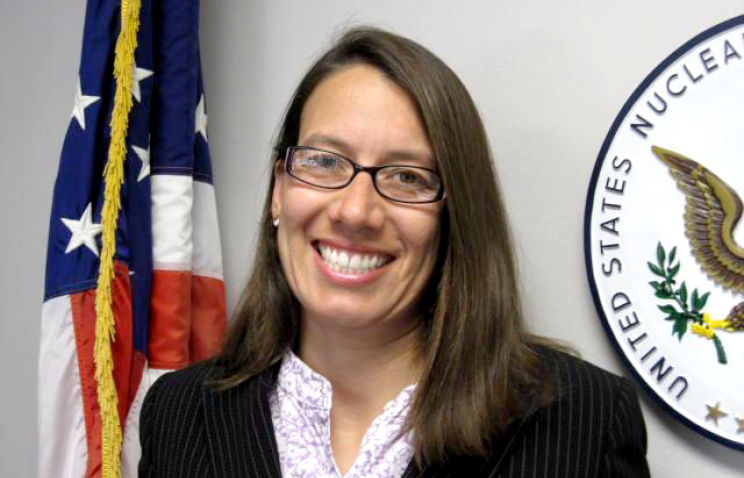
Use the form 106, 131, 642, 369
94, 0, 141, 477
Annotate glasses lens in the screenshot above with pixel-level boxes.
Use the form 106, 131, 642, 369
376, 166, 442, 202
289, 149, 353, 187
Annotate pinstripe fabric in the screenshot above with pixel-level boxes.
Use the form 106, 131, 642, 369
139, 348, 650, 477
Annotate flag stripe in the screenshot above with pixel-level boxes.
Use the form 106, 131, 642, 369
192, 180, 223, 279
38, 296, 88, 478
190, 275, 227, 361
151, 175, 193, 269
151, 176, 223, 278
147, 270, 226, 368
68, 289, 102, 477
148, 269, 193, 369
69, 261, 139, 477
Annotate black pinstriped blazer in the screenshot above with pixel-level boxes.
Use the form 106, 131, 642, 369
139, 348, 650, 477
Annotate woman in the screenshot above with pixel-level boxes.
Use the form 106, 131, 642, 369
139, 27, 650, 477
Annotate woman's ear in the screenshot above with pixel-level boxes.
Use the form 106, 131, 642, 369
271, 159, 284, 221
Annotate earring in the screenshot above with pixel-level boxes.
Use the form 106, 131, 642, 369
272, 218, 279, 227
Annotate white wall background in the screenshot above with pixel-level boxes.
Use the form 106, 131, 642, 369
2, 0, 744, 476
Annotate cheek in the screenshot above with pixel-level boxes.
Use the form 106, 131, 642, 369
281, 188, 323, 233
404, 215, 441, 265
276, 187, 328, 272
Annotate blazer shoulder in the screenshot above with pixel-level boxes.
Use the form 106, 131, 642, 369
154, 360, 218, 391
510, 346, 650, 477
139, 362, 228, 477
537, 346, 631, 400
141, 360, 222, 420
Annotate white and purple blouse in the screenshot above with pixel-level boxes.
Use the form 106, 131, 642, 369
268, 351, 416, 478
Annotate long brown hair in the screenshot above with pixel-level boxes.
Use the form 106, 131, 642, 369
217, 27, 556, 462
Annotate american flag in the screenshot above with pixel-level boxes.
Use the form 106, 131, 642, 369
39, 1, 226, 476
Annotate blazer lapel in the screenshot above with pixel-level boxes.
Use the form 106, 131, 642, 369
202, 365, 283, 478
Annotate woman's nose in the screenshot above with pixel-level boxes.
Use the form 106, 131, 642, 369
327, 172, 386, 231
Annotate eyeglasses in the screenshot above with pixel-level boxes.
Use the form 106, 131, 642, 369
282, 146, 445, 204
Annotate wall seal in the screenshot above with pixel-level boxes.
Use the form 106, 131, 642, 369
584, 15, 744, 451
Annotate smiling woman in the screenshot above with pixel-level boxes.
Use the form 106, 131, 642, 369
138, 27, 651, 478
273, 63, 443, 343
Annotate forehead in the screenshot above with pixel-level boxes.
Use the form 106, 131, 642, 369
298, 64, 433, 165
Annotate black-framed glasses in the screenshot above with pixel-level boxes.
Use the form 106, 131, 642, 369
283, 146, 445, 204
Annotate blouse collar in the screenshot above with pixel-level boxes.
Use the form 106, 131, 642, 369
275, 351, 416, 415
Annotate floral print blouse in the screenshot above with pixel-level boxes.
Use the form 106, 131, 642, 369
268, 351, 416, 478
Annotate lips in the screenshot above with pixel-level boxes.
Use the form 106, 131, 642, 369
314, 241, 394, 275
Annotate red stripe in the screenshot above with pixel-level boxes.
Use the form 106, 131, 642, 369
70, 261, 142, 478
148, 270, 192, 369
190, 275, 226, 361
149, 269, 226, 368
70, 289, 100, 478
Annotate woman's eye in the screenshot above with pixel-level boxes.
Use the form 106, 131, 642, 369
308, 155, 340, 169
396, 171, 419, 184
391, 169, 431, 187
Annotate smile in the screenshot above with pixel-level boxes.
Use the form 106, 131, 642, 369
315, 242, 393, 275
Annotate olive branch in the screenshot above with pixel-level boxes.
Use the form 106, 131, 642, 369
648, 242, 727, 364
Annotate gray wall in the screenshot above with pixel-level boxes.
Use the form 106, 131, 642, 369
3, 1, 744, 476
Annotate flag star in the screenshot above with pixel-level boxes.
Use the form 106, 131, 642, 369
71, 77, 100, 130
195, 94, 208, 142
132, 141, 150, 182
132, 63, 153, 103
60, 203, 102, 257
705, 402, 728, 426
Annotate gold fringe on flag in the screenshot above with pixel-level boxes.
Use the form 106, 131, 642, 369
94, 0, 141, 477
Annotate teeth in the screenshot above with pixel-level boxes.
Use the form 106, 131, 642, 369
338, 251, 350, 268
318, 244, 390, 273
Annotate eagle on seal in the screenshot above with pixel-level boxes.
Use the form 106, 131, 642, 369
652, 146, 744, 333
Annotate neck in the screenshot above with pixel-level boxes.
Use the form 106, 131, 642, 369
297, 316, 423, 413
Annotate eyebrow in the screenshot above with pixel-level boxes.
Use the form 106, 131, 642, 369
301, 133, 435, 167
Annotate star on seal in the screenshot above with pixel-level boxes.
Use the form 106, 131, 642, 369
704, 402, 728, 426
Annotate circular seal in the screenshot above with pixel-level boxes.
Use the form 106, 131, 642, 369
585, 15, 744, 450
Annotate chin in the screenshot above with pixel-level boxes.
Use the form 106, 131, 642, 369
302, 297, 395, 328
309, 305, 380, 328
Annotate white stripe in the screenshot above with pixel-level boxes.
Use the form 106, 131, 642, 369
120, 366, 174, 478
152, 175, 193, 268
151, 176, 223, 279
38, 296, 87, 478
192, 181, 223, 279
